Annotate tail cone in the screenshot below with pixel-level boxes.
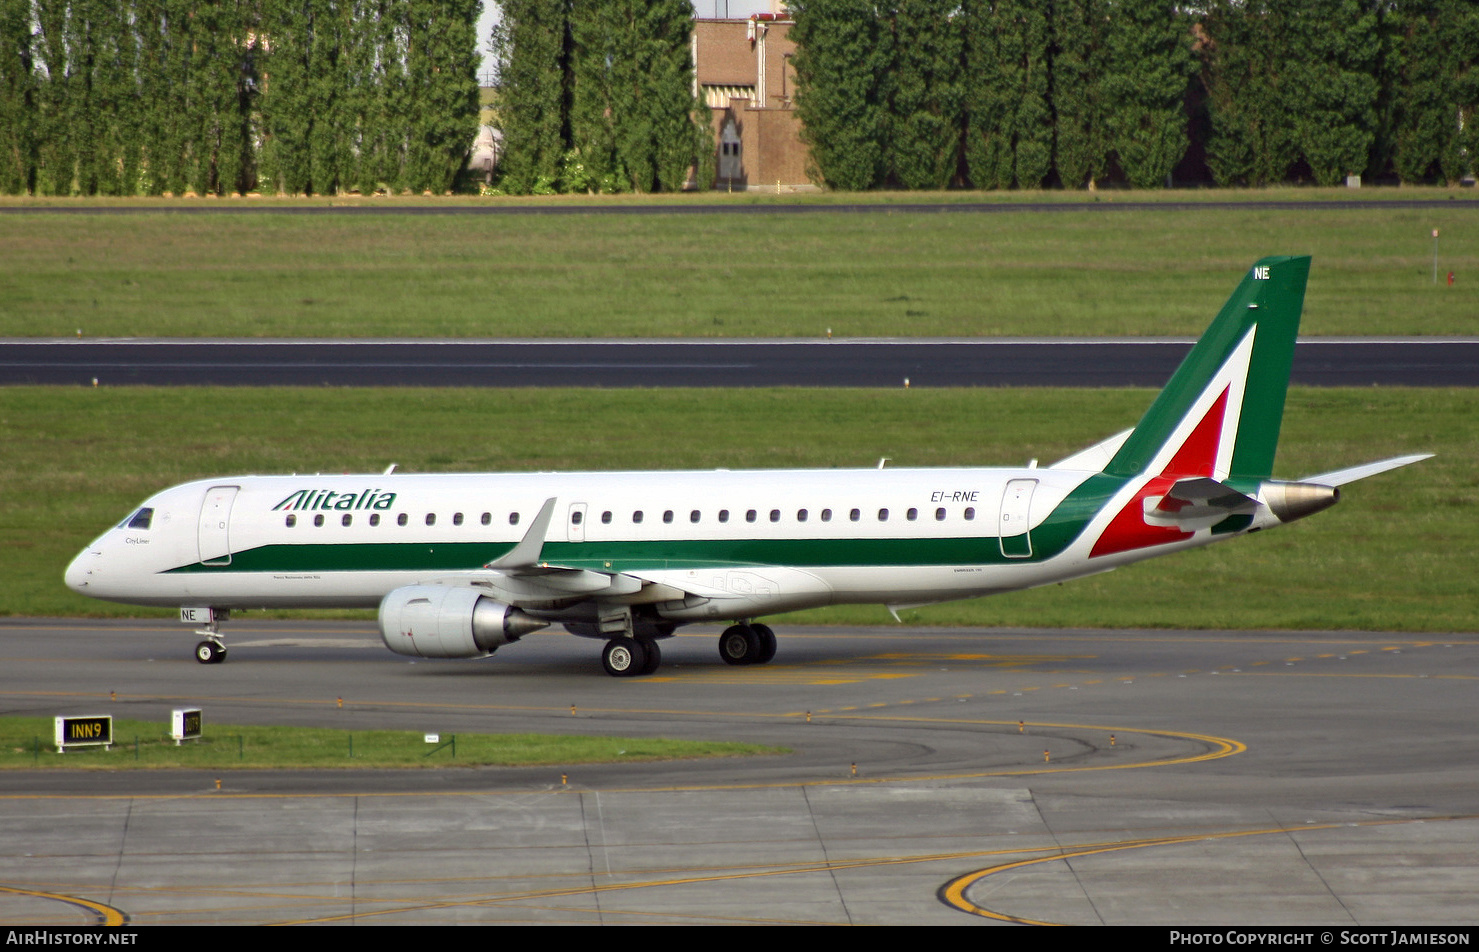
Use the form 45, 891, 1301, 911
1262, 481, 1340, 523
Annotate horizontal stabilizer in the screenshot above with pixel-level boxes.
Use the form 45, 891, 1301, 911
1155, 477, 1259, 515
1144, 477, 1257, 528
1300, 454, 1434, 487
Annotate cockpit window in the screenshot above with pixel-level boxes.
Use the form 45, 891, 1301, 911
120, 508, 154, 530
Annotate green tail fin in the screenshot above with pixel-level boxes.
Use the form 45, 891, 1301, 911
1103, 256, 1310, 482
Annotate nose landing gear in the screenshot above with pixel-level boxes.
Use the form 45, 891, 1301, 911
183, 607, 229, 664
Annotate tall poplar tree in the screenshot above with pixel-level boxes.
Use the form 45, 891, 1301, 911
1099, 0, 1193, 188
1390, 0, 1479, 184
403, 0, 479, 193
33, 0, 77, 194
1286, 0, 1380, 185
790, 0, 892, 190
964, 0, 1051, 190
888, 0, 963, 190
0, 0, 37, 194
491, 0, 570, 194
1050, 0, 1108, 189
1201, 0, 1299, 186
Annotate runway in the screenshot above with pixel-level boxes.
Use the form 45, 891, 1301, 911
4, 337, 1477, 387
1, 619, 1475, 925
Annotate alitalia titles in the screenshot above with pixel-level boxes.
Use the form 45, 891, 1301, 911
273, 489, 397, 512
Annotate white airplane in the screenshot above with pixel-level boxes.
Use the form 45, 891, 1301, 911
65, 256, 1428, 676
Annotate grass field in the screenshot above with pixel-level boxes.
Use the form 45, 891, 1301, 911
9, 384, 1472, 632
0, 717, 780, 769
1, 195, 1473, 338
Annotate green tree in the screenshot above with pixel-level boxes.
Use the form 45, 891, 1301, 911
889, 0, 963, 189
1100, 0, 1194, 188
1390, 0, 1479, 184
33, 0, 78, 194
403, 0, 480, 193
1050, 0, 1109, 189
964, 0, 1051, 189
1201, 0, 1300, 186
0, 0, 38, 194
567, 0, 704, 193
1286, 0, 1380, 186
491, 0, 571, 194
790, 0, 892, 190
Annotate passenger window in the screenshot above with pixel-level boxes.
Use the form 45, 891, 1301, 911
878, 508, 889, 521
397, 513, 408, 526
718, 510, 729, 523
690, 510, 701, 523
935, 507, 946, 521
571, 510, 583, 526
663, 510, 674, 524
907, 508, 918, 521
746, 510, 757, 523
509, 512, 520, 526
820, 509, 832, 522
797, 509, 808, 522
453, 512, 464, 526
285, 514, 296, 528
314, 514, 325, 527
342, 514, 352, 527
964, 507, 975, 520
369, 513, 380, 527
481, 512, 491, 525
633, 511, 644, 524
850, 509, 861, 522
769, 509, 780, 523
426, 513, 436, 526
601, 511, 612, 524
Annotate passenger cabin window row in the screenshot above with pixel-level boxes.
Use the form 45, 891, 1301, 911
286, 510, 523, 529
284, 505, 979, 529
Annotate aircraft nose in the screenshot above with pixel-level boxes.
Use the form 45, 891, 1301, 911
64, 548, 99, 594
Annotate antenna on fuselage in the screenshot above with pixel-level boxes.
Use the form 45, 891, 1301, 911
877, 458, 890, 469
384, 463, 398, 475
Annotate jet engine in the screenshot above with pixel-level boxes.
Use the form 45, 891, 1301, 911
379, 585, 548, 658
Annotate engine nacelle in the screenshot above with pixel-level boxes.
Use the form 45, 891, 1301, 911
379, 585, 548, 659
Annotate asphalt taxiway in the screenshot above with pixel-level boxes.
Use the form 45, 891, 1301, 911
4, 337, 1477, 387
1, 619, 1476, 926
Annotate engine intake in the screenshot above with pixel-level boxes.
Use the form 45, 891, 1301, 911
379, 585, 547, 658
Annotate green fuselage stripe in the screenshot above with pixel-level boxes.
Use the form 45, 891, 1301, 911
165, 475, 1128, 576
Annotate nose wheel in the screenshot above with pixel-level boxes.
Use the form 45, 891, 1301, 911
195, 639, 227, 664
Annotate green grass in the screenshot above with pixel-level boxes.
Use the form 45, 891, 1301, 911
0, 198, 1473, 337
7, 385, 1472, 632
0, 717, 782, 769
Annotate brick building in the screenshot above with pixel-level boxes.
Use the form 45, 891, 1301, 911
693, 12, 812, 191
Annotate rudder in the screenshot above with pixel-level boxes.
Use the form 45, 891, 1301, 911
1103, 256, 1310, 482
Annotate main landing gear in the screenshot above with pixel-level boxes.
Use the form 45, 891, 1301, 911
719, 622, 777, 666
601, 636, 663, 678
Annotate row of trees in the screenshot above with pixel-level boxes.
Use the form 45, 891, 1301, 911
0, 0, 480, 196
491, 0, 712, 194
791, 0, 1479, 190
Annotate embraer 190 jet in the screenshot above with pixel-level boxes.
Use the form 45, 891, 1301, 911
65, 257, 1428, 676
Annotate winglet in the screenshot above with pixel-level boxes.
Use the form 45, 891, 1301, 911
487, 497, 559, 569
